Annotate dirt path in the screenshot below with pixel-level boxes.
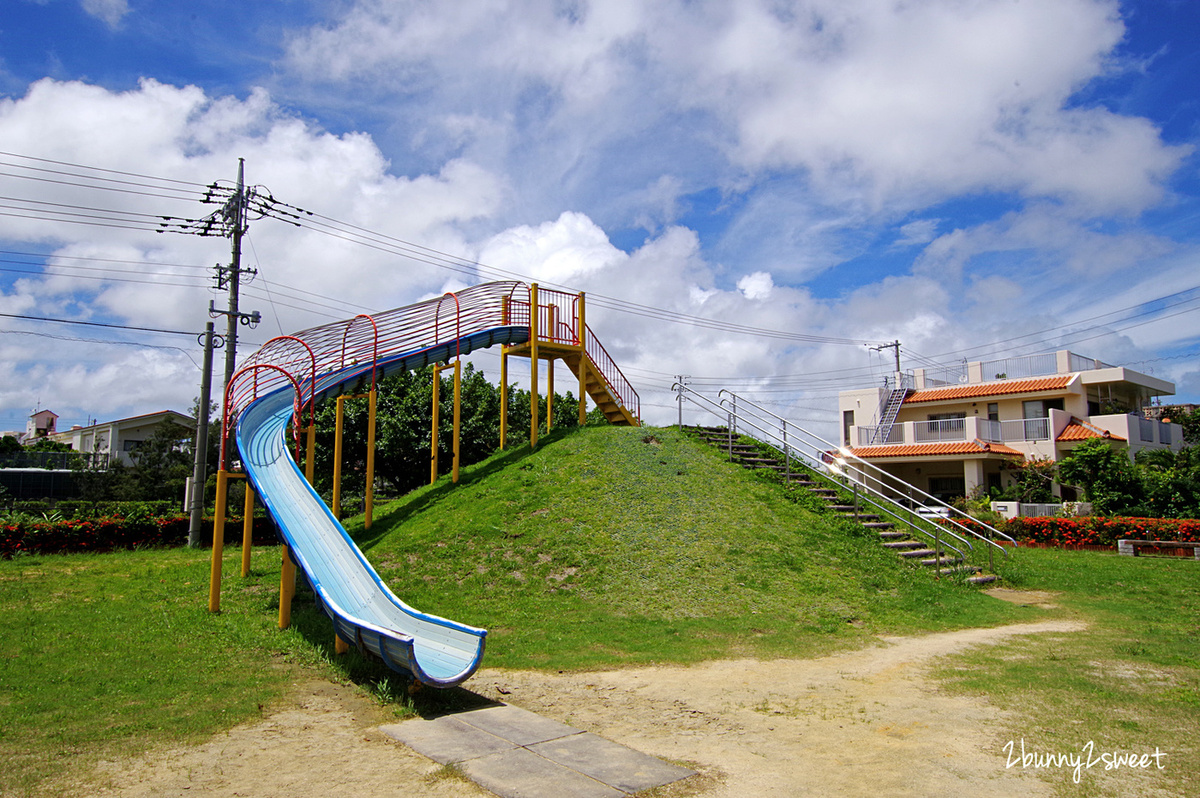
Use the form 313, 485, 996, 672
81, 619, 1083, 797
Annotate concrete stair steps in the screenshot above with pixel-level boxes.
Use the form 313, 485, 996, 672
881, 540, 926, 550
684, 424, 1003, 588
920, 555, 964, 567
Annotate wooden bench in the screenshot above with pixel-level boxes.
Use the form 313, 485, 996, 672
1117, 539, 1200, 560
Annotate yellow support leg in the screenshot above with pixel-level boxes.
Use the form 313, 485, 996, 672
240, 482, 254, 577
500, 349, 508, 450
530, 283, 539, 449
365, 388, 376, 529
305, 424, 315, 484
578, 357, 587, 426
578, 291, 588, 426
278, 545, 296, 629
335, 635, 350, 654
547, 357, 554, 434
430, 363, 441, 484
452, 360, 461, 483
208, 469, 228, 613
333, 395, 345, 519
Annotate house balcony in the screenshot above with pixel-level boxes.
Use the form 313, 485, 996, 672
855, 416, 1054, 447
854, 411, 1180, 452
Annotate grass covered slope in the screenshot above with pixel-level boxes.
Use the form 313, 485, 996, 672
348, 426, 1021, 670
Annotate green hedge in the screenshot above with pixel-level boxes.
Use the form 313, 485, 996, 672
1003, 516, 1200, 547
0, 515, 279, 558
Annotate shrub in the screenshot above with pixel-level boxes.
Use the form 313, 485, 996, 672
1004, 516, 1200, 548
0, 513, 278, 558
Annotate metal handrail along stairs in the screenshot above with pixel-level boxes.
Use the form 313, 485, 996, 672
675, 384, 1013, 580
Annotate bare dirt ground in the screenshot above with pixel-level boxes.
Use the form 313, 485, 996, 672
79, 614, 1084, 798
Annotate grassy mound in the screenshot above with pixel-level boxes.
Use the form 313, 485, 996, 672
343, 425, 1018, 670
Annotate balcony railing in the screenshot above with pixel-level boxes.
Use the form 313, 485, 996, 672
857, 425, 903, 446
1002, 417, 1051, 441
980, 353, 1058, 381
913, 418, 965, 442
856, 416, 1053, 447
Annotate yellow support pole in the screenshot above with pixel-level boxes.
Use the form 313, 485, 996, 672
365, 388, 376, 529
452, 360, 461, 483
500, 348, 508, 450
208, 468, 228, 613
430, 363, 441, 484
547, 300, 556, 434
278, 545, 295, 629
305, 424, 315, 484
530, 283, 539, 449
240, 482, 255, 577
578, 292, 588, 426
335, 635, 350, 654
333, 395, 345, 519
547, 356, 554, 434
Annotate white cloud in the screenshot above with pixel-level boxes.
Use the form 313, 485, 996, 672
737, 271, 774, 301
283, 0, 1185, 223
894, 219, 939, 248
81, 0, 129, 29
0, 78, 508, 423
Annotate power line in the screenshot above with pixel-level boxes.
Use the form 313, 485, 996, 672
0, 311, 194, 337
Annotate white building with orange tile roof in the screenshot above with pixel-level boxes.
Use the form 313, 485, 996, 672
837, 350, 1183, 502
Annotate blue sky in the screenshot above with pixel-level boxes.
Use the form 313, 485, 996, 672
0, 0, 1198, 434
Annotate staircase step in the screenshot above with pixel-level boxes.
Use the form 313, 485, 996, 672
920, 556, 964, 567
967, 574, 999, 585
899, 548, 937, 559
878, 530, 907, 540
881, 540, 925, 550
862, 522, 894, 530
938, 565, 982, 576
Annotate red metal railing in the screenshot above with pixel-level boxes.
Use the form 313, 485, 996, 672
221, 281, 638, 465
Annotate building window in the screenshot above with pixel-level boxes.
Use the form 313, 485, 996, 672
842, 410, 854, 446
928, 476, 966, 502
987, 403, 999, 422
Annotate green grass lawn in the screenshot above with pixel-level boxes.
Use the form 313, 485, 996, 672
2, 425, 1195, 797
935, 547, 1200, 797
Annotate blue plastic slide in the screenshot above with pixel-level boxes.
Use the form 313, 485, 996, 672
235, 327, 526, 687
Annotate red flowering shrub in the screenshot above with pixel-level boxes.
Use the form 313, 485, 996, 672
0, 514, 277, 558
1004, 516, 1200, 547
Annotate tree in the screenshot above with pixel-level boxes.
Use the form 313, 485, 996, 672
1057, 438, 1144, 516
1159, 405, 1200, 446
997, 456, 1057, 502
309, 361, 596, 498
1135, 446, 1200, 519
125, 419, 195, 502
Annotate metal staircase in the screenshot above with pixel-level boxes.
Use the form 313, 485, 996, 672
871, 385, 911, 444
501, 283, 639, 429
674, 385, 1014, 582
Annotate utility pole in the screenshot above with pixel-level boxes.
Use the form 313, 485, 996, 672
214, 158, 258, 392
188, 322, 219, 548
188, 160, 259, 544
674, 375, 690, 429
871, 340, 901, 374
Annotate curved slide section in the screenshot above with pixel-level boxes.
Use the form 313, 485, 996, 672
236, 327, 527, 688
